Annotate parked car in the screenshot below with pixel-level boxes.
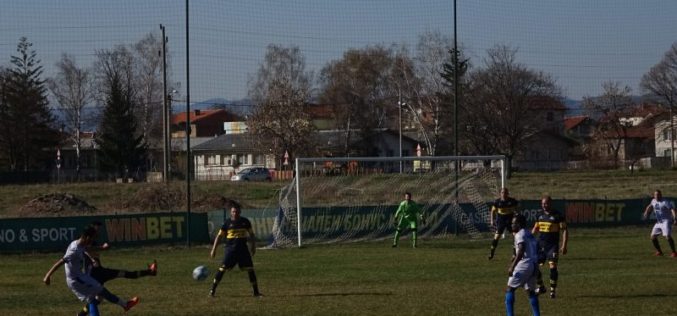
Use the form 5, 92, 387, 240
230, 167, 272, 181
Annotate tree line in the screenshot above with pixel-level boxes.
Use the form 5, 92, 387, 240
1, 31, 677, 181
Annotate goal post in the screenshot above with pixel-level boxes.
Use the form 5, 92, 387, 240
271, 155, 507, 248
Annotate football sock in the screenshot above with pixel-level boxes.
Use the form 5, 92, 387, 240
393, 230, 401, 246
87, 301, 100, 316
528, 291, 540, 316
248, 270, 260, 295
668, 237, 676, 252
491, 239, 499, 251
412, 231, 417, 248
652, 238, 662, 253
122, 270, 151, 279
505, 290, 515, 316
80, 298, 100, 316
211, 266, 226, 292
549, 268, 558, 289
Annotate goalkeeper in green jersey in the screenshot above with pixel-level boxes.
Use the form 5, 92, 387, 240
392, 192, 423, 248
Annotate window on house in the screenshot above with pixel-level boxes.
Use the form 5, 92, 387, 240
546, 112, 554, 122
207, 155, 218, 165
254, 154, 265, 165
664, 129, 673, 141
665, 149, 672, 158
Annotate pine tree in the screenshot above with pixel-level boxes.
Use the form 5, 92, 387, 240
0, 37, 59, 171
96, 73, 146, 179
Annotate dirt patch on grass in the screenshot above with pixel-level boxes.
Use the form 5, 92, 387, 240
18, 193, 96, 217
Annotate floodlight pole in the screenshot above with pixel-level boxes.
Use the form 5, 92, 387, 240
185, 0, 192, 247
160, 24, 169, 184
453, 0, 460, 236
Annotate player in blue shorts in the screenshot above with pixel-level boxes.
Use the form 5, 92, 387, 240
489, 187, 520, 259
43, 226, 139, 316
209, 203, 262, 297
505, 214, 540, 316
532, 195, 568, 299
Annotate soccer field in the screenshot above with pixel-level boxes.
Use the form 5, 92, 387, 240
1, 226, 675, 316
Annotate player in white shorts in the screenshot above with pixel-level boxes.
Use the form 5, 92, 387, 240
43, 226, 139, 315
643, 189, 677, 257
505, 214, 540, 316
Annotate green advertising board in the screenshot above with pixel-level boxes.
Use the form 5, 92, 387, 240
0, 212, 209, 253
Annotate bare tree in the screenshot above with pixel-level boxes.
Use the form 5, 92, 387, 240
93, 45, 135, 102
396, 30, 458, 156
47, 54, 94, 179
463, 44, 561, 170
582, 81, 634, 168
132, 32, 164, 144
319, 45, 397, 156
247, 44, 315, 163
640, 42, 677, 167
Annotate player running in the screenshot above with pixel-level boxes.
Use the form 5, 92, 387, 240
209, 203, 262, 298
392, 192, 424, 248
505, 214, 541, 316
642, 189, 677, 257
43, 226, 139, 316
532, 195, 568, 299
489, 187, 520, 259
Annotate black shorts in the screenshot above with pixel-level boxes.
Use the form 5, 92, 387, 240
222, 246, 253, 270
538, 242, 559, 264
496, 213, 514, 235
90, 266, 120, 284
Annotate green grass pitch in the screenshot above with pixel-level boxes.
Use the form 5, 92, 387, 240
1, 226, 676, 315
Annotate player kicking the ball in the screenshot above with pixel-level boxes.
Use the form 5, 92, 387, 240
505, 214, 541, 316
43, 226, 139, 316
209, 202, 262, 298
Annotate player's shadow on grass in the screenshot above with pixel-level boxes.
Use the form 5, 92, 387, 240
565, 257, 631, 261
577, 293, 671, 299
290, 291, 394, 297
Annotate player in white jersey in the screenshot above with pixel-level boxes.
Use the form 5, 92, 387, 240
643, 189, 677, 257
505, 214, 540, 316
43, 226, 139, 315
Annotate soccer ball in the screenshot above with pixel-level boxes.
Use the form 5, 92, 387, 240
192, 265, 209, 281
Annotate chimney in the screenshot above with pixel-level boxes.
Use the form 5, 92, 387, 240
194, 109, 201, 116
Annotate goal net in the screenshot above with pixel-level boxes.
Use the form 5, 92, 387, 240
268, 155, 506, 248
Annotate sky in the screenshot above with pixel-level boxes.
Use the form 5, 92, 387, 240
1, 0, 676, 107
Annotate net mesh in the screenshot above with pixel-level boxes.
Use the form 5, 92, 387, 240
269, 157, 502, 248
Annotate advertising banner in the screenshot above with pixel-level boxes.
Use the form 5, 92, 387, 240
0, 212, 209, 252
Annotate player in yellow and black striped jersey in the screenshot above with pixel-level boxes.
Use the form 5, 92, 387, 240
488, 188, 520, 260
531, 195, 568, 299
209, 203, 261, 298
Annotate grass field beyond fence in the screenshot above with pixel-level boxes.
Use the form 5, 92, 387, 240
2, 226, 675, 315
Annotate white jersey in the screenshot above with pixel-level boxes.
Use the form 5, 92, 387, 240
651, 199, 675, 223
513, 229, 539, 264
508, 228, 539, 290
63, 240, 86, 280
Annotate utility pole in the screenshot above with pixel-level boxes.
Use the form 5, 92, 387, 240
160, 24, 169, 183
453, 0, 460, 235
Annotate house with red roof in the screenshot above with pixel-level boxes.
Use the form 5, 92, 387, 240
171, 109, 242, 138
